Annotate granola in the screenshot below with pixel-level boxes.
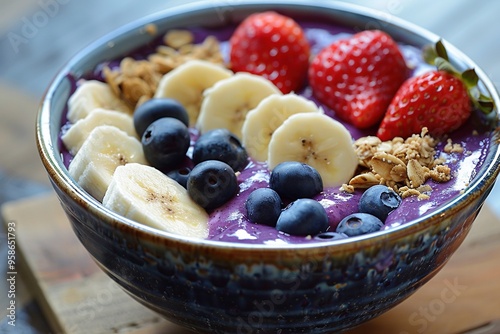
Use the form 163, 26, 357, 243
345, 128, 453, 198
103, 29, 224, 108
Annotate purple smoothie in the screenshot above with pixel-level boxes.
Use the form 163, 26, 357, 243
60, 19, 492, 245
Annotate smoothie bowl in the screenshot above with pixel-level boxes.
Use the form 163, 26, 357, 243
36, 0, 500, 332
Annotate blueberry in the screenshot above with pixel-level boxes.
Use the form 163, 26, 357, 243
336, 213, 384, 237
359, 185, 402, 221
245, 188, 282, 227
187, 160, 238, 211
193, 129, 248, 172
142, 118, 190, 172
314, 232, 348, 241
269, 162, 323, 200
166, 167, 191, 188
276, 198, 329, 236
134, 98, 189, 137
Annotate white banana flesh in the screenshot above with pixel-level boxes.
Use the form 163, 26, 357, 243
268, 113, 358, 187
67, 80, 132, 123
62, 108, 137, 155
241, 93, 321, 161
103, 163, 209, 239
154, 60, 233, 126
68, 125, 147, 202
196, 72, 282, 139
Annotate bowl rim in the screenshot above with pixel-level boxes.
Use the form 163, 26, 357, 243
36, 0, 500, 250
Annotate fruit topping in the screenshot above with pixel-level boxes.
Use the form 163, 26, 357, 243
377, 71, 471, 140
358, 185, 402, 221
192, 129, 249, 172
241, 93, 321, 161
309, 30, 408, 129
276, 199, 329, 236
377, 41, 495, 140
268, 112, 358, 187
336, 213, 384, 237
187, 160, 239, 211
67, 80, 132, 123
154, 60, 233, 125
133, 98, 189, 137
68, 125, 147, 202
61, 13, 498, 243
314, 232, 348, 241
141, 117, 190, 172
62, 108, 136, 155
229, 11, 310, 94
245, 188, 283, 227
103, 163, 209, 239
166, 167, 191, 189
196, 72, 282, 139
269, 161, 323, 200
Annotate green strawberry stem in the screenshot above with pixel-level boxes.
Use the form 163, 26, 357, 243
423, 40, 495, 116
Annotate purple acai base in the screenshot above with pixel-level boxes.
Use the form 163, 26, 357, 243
59, 19, 491, 245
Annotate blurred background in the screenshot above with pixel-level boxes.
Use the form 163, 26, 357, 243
0, 0, 499, 332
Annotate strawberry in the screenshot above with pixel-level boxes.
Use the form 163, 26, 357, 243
308, 30, 408, 129
376, 71, 471, 140
229, 11, 310, 94
377, 41, 495, 140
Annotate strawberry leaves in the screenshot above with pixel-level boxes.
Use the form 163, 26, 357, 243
425, 40, 495, 115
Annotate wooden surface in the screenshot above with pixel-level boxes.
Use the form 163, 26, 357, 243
2, 193, 500, 334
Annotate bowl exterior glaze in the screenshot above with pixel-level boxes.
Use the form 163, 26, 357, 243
52, 183, 489, 333
37, 1, 500, 333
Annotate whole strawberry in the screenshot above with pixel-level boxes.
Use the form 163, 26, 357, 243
377, 71, 470, 140
309, 30, 408, 129
229, 11, 310, 94
377, 40, 495, 140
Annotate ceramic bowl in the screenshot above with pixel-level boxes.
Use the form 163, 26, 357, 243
36, 1, 500, 332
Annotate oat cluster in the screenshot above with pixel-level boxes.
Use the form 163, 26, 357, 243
343, 128, 455, 199
103, 28, 225, 108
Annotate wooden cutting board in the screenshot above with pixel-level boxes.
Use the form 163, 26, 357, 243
2, 193, 500, 334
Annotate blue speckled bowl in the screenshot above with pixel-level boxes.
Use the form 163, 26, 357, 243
37, 1, 500, 332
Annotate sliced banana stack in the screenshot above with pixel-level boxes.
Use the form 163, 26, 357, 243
68, 125, 147, 202
197, 73, 282, 139
67, 80, 132, 123
154, 60, 233, 126
103, 163, 209, 239
268, 113, 358, 187
241, 94, 321, 161
62, 108, 137, 155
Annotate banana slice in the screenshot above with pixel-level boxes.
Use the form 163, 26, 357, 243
68, 125, 147, 201
62, 108, 137, 155
103, 163, 209, 239
268, 113, 358, 187
154, 60, 233, 126
241, 94, 322, 161
67, 80, 132, 123
197, 73, 282, 139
